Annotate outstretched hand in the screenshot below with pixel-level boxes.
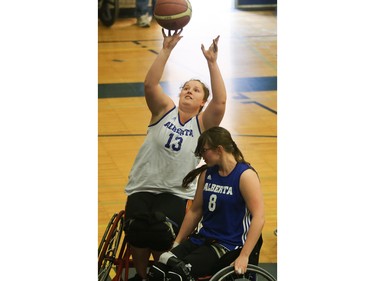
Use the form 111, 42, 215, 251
162, 28, 183, 51
201, 35, 220, 63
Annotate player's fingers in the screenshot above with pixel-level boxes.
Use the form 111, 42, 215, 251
236, 268, 243, 274
212, 40, 218, 52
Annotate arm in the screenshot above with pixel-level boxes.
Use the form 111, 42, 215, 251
199, 36, 227, 131
144, 29, 183, 123
174, 170, 206, 243
234, 169, 265, 274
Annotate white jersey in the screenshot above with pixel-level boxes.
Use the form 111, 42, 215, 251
125, 106, 201, 199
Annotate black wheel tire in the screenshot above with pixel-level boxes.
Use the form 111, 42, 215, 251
209, 264, 277, 281
99, 0, 119, 27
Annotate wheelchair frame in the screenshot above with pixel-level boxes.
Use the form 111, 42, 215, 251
98, 211, 277, 281
98, 210, 155, 281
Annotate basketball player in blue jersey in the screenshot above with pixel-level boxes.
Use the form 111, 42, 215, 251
124, 29, 227, 281
148, 127, 264, 281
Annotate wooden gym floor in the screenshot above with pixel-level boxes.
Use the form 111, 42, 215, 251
98, 0, 277, 263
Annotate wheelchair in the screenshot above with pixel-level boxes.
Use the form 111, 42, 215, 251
208, 264, 277, 281
98, 210, 277, 281
98, 210, 135, 281
98, 0, 120, 27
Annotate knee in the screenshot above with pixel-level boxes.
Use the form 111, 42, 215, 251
125, 211, 177, 251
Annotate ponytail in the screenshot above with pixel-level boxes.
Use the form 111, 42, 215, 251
182, 164, 208, 188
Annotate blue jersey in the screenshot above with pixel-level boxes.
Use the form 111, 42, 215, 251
192, 162, 253, 251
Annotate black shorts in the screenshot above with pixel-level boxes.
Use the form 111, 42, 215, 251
170, 235, 263, 278
171, 239, 220, 278
124, 192, 187, 232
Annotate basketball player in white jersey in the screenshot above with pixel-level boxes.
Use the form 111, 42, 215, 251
148, 127, 264, 281
124, 29, 227, 281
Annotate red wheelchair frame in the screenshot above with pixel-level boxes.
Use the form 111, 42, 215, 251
98, 210, 144, 281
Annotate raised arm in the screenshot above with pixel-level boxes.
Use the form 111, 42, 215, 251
144, 29, 183, 122
199, 36, 227, 131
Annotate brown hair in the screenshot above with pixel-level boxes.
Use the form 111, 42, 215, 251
182, 127, 257, 188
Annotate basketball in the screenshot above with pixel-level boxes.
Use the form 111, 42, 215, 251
153, 0, 192, 30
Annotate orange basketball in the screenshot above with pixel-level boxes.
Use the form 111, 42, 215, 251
153, 0, 192, 30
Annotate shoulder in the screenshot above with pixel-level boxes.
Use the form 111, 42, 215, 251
239, 168, 260, 189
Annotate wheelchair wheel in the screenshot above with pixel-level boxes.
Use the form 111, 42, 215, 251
98, 211, 126, 281
98, 213, 118, 256
209, 264, 277, 281
98, 0, 119, 27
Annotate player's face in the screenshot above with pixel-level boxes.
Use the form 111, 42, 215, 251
200, 145, 218, 166
179, 81, 206, 109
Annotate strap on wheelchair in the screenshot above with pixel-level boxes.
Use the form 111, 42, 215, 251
189, 233, 229, 259
210, 242, 229, 259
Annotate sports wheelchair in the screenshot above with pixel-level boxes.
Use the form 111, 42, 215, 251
98, 0, 120, 27
98, 210, 277, 281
